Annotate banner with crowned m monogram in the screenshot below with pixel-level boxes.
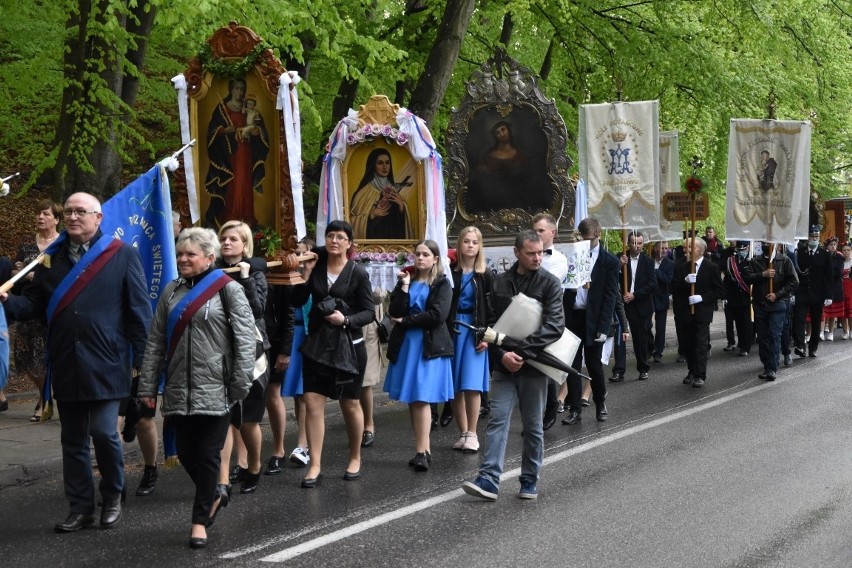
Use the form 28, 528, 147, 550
579, 100, 660, 230
724, 119, 811, 243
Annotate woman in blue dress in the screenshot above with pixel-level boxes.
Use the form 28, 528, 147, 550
447, 226, 493, 454
279, 238, 314, 468
384, 240, 454, 471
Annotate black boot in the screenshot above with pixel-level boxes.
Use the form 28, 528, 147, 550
136, 465, 158, 497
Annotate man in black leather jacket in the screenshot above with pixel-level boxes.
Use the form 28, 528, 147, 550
462, 230, 563, 501
743, 243, 798, 380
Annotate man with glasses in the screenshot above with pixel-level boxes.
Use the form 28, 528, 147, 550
1, 192, 151, 533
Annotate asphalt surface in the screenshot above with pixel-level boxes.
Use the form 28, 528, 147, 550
3, 318, 852, 567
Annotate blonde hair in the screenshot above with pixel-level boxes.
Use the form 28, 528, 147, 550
218, 220, 254, 258
413, 240, 443, 285
177, 227, 220, 259
455, 226, 487, 274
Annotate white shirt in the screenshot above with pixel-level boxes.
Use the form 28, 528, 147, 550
574, 243, 599, 309
541, 246, 569, 288
629, 255, 639, 293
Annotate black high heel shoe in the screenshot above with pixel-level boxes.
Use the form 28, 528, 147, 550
300, 473, 322, 489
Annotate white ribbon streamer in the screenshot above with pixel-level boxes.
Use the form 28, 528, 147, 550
278, 71, 306, 240
171, 74, 200, 223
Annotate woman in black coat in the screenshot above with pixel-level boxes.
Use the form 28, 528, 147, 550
384, 240, 454, 471
289, 221, 375, 487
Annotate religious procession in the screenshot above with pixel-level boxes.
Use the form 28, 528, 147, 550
2, 5, 852, 566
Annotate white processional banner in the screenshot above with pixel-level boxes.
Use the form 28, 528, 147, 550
647, 130, 683, 242
725, 119, 811, 243
579, 100, 660, 230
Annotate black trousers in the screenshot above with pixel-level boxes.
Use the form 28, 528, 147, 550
677, 317, 711, 379
172, 414, 231, 526
792, 301, 824, 353
652, 308, 668, 358
566, 309, 606, 413
625, 307, 651, 373
729, 302, 754, 353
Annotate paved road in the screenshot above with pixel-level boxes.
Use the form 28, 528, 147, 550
2, 335, 852, 567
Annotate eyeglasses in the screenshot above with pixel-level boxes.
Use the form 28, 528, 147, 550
327, 234, 349, 242
62, 209, 99, 219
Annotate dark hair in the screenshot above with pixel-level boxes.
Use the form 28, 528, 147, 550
491, 121, 513, 143
36, 199, 63, 221
226, 78, 247, 102
326, 220, 354, 242
413, 239, 443, 284
514, 229, 541, 249
628, 231, 644, 243
577, 217, 601, 239
357, 148, 394, 191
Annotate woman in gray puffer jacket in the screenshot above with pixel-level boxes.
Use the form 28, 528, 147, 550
138, 227, 254, 549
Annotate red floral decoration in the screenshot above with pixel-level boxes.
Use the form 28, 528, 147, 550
685, 174, 705, 194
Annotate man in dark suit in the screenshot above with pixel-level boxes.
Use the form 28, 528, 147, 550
723, 241, 754, 356
672, 237, 725, 387
1, 192, 152, 532
651, 241, 674, 362
792, 225, 834, 357
562, 218, 620, 425
612, 231, 657, 381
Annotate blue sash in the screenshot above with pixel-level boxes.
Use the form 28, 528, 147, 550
165, 269, 231, 362
46, 234, 121, 324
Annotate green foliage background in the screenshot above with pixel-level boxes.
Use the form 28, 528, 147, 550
1, 0, 851, 241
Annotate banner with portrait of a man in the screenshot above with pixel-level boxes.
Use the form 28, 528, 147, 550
579, 100, 660, 230
724, 119, 811, 243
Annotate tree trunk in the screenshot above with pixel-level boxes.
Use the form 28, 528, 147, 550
407, 0, 476, 125
500, 12, 514, 46
540, 37, 556, 81
44, 0, 156, 200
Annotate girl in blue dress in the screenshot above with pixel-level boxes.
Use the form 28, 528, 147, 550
384, 240, 454, 471
279, 238, 314, 467
447, 226, 493, 453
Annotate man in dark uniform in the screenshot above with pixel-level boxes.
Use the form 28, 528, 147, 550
792, 225, 834, 357
723, 241, 754, 356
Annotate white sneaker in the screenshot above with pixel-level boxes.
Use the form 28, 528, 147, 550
461, 432, 479, 454
826, 333, 834, 341
289, 447, 310, 466
452, 432, 468, 451
843, 331, 849, 340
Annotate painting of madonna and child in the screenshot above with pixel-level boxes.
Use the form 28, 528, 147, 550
198, 75, 279, 230
343, 139, 424, 242
462, 105, 556, 214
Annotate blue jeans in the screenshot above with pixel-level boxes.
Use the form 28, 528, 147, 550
755, 302, 787, 372
57, 399, 124, 515
478, 370, 548, 488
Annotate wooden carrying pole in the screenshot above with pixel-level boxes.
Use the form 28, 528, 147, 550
221, 260, 282, 274
690, 194, 697, 314
0, 253, 44, 294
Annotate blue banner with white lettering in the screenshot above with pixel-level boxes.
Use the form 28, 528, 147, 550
0, 306, 8, 390
100, 165, 178, 311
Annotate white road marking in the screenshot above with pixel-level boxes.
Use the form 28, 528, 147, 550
238, 379, 777, 563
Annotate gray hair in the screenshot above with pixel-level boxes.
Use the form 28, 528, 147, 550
692, 237, 708, 255
176, 227, 220, 259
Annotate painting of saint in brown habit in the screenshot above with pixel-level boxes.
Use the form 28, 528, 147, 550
464, 106, 554, 214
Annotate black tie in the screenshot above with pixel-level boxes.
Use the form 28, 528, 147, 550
544, 249, 553, 255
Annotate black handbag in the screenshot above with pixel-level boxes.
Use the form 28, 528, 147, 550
374, 315, 392, 343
